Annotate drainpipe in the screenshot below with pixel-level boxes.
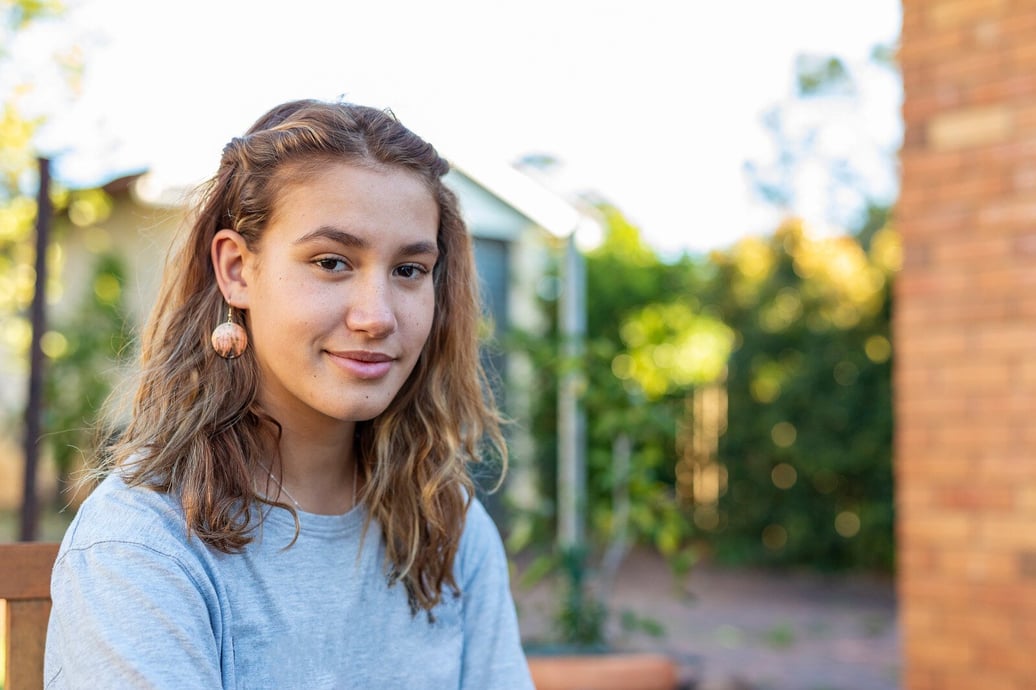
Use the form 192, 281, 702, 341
557, 230, 586, 552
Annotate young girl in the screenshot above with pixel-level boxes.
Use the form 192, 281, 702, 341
45, 99, 533, 688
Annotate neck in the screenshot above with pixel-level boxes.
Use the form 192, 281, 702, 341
262, 421, 362, 515
264, 460, 359, 516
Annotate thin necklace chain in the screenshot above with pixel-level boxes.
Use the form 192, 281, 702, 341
263, 461, 358, 513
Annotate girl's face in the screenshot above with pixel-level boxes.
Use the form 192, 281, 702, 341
237, 162, 439, 438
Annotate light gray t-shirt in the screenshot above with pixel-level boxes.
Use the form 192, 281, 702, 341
45, 473, 533, 689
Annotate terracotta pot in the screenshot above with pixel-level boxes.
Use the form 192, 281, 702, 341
527, 652, 678, 690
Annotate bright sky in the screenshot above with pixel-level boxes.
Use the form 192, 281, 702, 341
22, 0, 901, 256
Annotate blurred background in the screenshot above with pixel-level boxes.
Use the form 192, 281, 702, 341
2, 1, 908, 689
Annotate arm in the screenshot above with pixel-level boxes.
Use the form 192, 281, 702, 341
46, 540, 225, 689
457, 500, 534, 690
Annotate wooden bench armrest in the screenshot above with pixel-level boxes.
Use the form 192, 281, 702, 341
2, 542, 60, 690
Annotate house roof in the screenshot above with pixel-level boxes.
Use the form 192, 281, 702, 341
446, 157, 586, 240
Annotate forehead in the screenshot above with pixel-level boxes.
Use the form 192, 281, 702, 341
266, 160, 439, 239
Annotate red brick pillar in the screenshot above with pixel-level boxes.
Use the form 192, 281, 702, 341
897, 2, 1036, 688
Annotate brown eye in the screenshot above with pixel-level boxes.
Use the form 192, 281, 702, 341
394, 264, 428, 280
315, 257, 348, 272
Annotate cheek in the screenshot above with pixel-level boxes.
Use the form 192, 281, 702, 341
409, 292, 436, 346
421, 305, 437, 339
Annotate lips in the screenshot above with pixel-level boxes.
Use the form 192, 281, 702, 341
326, 350, 395, 380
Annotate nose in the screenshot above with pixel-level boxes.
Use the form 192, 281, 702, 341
345, 275, 397, 338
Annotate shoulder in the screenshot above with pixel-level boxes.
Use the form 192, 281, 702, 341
45, 477, 229, 689
62, 473, 184, 547
463, 495, 494, 529
455, 496, 509, 583
50, 473, 224, 617
55, 472, 207, 576
459, 496, 501, 548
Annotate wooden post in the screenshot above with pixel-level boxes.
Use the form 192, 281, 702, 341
20, 157, 50, 542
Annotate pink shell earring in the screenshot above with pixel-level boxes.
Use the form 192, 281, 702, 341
211, 305, 248, 359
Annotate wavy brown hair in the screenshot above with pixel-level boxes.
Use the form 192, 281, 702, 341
100, 99, 506, 613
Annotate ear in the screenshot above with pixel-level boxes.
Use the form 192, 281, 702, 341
211, 229, 253, 309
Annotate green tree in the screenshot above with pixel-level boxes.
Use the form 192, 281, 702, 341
43, 251, 131, 494
743, 47, 900, 233
509, 206, 720, 647
1, 0, 81, 384
693, 48, 900, 572
512, 206, 710, 555
2, 1, 124, 509
581, 205, 712, 565
700, 217, 898, 570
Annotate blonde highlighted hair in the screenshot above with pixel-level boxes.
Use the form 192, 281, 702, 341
101, 99, 506, 613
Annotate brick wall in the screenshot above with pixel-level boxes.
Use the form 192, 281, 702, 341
897, 2, 1036, 688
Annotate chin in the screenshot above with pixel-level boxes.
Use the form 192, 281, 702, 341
326, 399, 395, 424
313, 377, 413, 425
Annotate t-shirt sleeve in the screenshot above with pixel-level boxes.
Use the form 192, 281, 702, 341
456, 499, 534, 690
45, 540, 224, 689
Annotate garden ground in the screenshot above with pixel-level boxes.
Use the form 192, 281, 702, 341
514, 548, 901, 690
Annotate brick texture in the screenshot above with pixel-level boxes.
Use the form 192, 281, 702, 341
898, 1, 1036, 687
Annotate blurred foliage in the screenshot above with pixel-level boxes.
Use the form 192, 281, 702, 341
1, 0, 74, 364
2, 0, 129, 505
744, 46, 900, 235
511, 204, 898, 586
510, 48, 899, 599
2, 0, 63, 32
710, 48, 899, 570
509, 207, 706, 648
796, 54, 852, 97
583, 206, 707, 568
43, 251, 131, 488
509, 207, 706, 567
700, 211, 898, 570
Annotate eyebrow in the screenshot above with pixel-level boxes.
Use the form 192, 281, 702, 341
294, 226, 438, 257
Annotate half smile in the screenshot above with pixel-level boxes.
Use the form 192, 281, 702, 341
326, 350, 396, 380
